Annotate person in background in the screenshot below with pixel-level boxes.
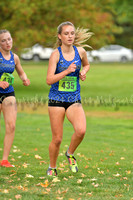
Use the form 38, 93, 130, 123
0, 29, 30, 167
46, 21, 93, 176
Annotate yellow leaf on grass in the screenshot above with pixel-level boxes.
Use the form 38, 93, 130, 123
81, 173, 86, 177
93, 183, 99, 188
35, 155, 42, 159
87, 192, 93, 196
63, 177, 68, 181
25, 174, 34, 178
39, 177, 45, 179
125, 170, 131, 175
84, 165, 89, 169
113, 173, 121, 177
98, 170, 104, 174
15, 194, 22, 199
22, 163, 29, 168
13, 149, 20, 153
52, 177, 60, 182
2, 189, 9, 193
90, 178, 97, 181
116, 162, 120, 166
77, 179, 82, 183
68, 176, 74, 179
58, 168, 64, 171
123, 177, 128, 180
120, 157, 125, 160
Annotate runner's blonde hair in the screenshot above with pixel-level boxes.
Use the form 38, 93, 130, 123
54, 21, 93, 49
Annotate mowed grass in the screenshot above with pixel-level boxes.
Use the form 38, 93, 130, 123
0, 112, 133, 200
0, 62, 133, 199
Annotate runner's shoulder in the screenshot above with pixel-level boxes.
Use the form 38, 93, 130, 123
50, 48, 59, 62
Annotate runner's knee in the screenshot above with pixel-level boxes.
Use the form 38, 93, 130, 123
6, 121, 16, 133
53, 137, 62, 146
76, 127, 86, 138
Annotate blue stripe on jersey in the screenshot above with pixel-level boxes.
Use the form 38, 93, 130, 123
0, 51, 15, 93
48, 46, 82, 102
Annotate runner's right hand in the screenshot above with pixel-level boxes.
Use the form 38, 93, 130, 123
0, 81, 9, 89
67, 62, 76, 74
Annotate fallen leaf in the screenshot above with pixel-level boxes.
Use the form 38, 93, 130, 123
90, 178, 97, 181
87, 192, 92, 196
113, 173, 121, 177
35, 155, 42, 159
52, 177, 60, 182
63, 177, 68, 181
84, 165, 89, 169
39, 177, 45, 179
13, 149, 20, 153
15, 194, 22, 199
18, 156, 22, 159
120, 157, 125, 160
123, 177, 128, 180
94, 183, 99, 188
77, 179, 82, 183
116, 162, 120, 165
81, 173, 86, 177
125, 170, 131, 175
3, 189, 9, 193
25, 174, 34, 178
22, 163, 29, 168
58, 168, 64, 171
98, 170, 104, 174
68, 176, 74, 179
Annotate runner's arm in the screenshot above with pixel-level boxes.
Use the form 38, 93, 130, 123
14, 54, 30, 86
46, 50, 76, 85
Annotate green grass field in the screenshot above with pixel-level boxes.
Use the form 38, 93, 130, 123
0, 62, 133, 199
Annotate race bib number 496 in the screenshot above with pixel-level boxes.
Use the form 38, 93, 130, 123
59, 76, 77, 92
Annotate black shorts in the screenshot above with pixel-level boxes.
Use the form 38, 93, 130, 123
0, 91, 15, 104
48, 99, 81, 110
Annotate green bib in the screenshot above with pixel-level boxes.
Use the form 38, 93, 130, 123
0, 73, 14, 85
59, 76, 77, 92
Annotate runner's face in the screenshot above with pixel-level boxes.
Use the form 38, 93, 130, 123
58, 25, 75, 46
0, 32, 13, 51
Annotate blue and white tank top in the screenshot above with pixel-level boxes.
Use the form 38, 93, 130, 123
48, 46, 82, 102
0, 51, 15, 93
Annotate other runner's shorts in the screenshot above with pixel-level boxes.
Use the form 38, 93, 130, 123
0, 91, 15, 104
48, 99, 81, 110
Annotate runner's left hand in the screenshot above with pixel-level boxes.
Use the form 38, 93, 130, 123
79, 70, 86, 81
23, 79, 30, 86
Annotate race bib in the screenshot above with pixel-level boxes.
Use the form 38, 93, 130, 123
0, 73, 14, 85
59, 76, 77, 92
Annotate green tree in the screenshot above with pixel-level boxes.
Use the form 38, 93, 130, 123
0, 0, 125, 53
113, 0, 133, 48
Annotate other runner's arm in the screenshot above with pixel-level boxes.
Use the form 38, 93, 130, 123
46, 49, 76, 85
14, 54, 30, 86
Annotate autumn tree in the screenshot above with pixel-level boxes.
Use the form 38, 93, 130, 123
0, 0, 130, 53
